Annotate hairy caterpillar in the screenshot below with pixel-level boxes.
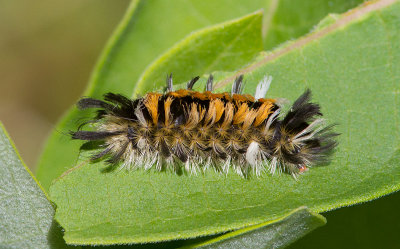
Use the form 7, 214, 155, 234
71, 75, 337, 177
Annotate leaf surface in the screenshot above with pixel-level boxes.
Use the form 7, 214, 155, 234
0, 123, 70, 249
263, 0, 366, 49
133, 11, 263, 95
50, 0, 400, 245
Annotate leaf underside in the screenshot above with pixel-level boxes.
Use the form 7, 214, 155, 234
0, 123, 69, 249
190, 207, 326, 249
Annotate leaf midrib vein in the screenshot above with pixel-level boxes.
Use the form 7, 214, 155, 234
215, 0, 397, 89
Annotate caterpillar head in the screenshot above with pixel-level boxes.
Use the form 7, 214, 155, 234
271, 90, 338, 174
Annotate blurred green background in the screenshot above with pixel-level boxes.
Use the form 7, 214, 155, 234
0, 0, 129, 169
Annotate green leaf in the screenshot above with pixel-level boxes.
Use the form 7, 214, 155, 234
133, 11, 263, 95
263, 0, 366, 49
51, 166, 324, 245
50, 0, 400, 245
187, 207, 326, 249
36, 0, 364, 191
0, 123, 70, 249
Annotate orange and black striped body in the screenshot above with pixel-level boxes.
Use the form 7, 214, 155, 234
72, 75, 337, 176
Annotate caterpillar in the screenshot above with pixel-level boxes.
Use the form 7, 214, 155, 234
71, 74, 337, 177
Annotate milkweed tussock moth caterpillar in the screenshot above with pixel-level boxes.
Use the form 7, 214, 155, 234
71, 74, 338, 177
